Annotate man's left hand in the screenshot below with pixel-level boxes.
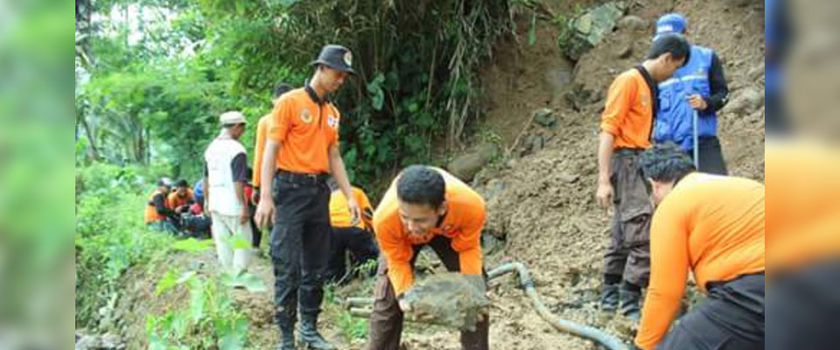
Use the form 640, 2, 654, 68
687, 94, 708, 111
347, 197, 361, 226
240, 208, 250, 224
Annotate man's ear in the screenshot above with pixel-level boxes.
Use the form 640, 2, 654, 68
437, 200, 447, 216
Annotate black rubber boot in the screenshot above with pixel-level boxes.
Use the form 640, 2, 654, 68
619, 286, 642, 322
600, 283, 620, 313
275, 326, 295, 350
298, 315, 335, 350
275, 308, 296, 350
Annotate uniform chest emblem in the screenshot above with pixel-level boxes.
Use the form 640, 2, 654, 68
327, 114, 339, 129
300, 108, 313, 124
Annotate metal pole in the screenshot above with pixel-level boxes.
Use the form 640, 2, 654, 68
693, 109, 699, 169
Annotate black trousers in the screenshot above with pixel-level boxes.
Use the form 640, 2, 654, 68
269, 174, 332, 327
766, 260, 840, 350
659, 273, 765, 350
691, 136, 728, 176
325, 226, 379, 283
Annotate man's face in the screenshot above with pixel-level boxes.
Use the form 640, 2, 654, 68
649, 179, 675, 206
231, 124, 246, 139
397, 200, 446, 237
661, 54, 687, 81
177, 186, 187, 196
321, 66, 349, 92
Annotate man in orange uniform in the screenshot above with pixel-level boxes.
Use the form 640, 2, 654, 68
633, 143, 765, 350
251, 83, 292, 252
367, 165, 488, 350
596, 34, 690, 319
325, 177, 378, 283
765, 140, 840, 350
144, 177, 176, 232
254, 45, 359, 350
167, 179, 195, 215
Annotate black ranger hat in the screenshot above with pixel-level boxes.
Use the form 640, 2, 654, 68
310, 44, 356, 75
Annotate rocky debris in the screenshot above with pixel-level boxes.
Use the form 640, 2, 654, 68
724, 88, 764, 116
75, 331, 125, 350
401, 273, 489, 332
616, 15, 648, 31
614, 43, 633, 59
565, 2, 627, 61
447, 144, 499, 181
533, 108, 557, 128
747, 62, 764, 82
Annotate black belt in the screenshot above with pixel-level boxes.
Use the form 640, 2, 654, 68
275, 170, 329, 185
614, 147, 645, 157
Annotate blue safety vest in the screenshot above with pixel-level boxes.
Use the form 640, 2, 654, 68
654, 45, 718, 151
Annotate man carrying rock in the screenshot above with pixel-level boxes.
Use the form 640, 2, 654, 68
596, 34, 690, 320
367, 165, 488, 350
254, 44, 360, 350
634, 143, 764, 350
651, 13, 730, 175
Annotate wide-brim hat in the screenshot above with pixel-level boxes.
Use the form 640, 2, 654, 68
310, 44, 356, 74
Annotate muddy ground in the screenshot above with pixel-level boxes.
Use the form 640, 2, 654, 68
109, 0, 766, 349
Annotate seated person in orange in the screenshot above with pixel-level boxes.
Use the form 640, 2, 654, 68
634, 143, 764, 350
167, 179, 195, 214
325, 177, 378, 283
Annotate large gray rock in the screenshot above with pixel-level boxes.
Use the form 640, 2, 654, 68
565, 2, 627, 60
725, 88, 764, 116
402, 273, 489, 331
617, 15, 648, 31
447, 144, 499, 181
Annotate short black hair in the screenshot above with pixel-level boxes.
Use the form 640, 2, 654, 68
647, 33, 691, 66
274, 83, 292, 98
396, 165, 446, 208
640, 143, 696, 183
176, 179, 188, 188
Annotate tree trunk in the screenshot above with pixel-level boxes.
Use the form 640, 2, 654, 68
80, 115, 100, 160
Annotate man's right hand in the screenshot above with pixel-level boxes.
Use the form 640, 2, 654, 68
596, 181, 614, 210
254, 200, 275, 228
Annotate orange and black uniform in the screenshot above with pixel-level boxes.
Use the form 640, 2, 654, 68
144, 189, 174, 225
266, 85, 343, 328
600, 67, 658, 290
326, 186, 378, 282
367, 168, 488, 350
765, 141, 840, 350
635, 173, 764, 350
167, 189, 195, 212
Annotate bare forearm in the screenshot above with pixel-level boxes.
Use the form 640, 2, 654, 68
329, 147, 353, 198
260, 141, 279, 202
598, 131, 615, 184
235, 182, 246, 208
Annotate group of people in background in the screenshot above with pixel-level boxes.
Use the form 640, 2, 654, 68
137, 11, 772, 350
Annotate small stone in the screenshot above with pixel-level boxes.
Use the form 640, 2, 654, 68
748, 63, 765, 81
533, 108, 557, 128
615, 44, 632, 59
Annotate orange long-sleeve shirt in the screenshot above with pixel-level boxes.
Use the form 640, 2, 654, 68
600, 68, 655, 149
330, 186, 373, 230
766, 140, 840, 272
635, 173, 765, 350
373, 168, 486, 296
252, 115, 270, 187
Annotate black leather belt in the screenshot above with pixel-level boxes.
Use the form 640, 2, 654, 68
275, 170, 329, 185
614, 147, 645, 157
